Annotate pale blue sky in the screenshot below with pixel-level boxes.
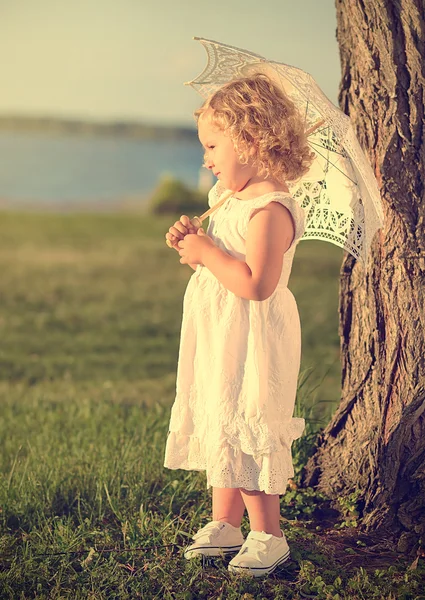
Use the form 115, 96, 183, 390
0, 0, 341, 126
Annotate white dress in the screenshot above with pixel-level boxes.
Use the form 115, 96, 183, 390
163, 182, 306, 495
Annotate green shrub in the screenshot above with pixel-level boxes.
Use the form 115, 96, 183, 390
147, 175, 208, 216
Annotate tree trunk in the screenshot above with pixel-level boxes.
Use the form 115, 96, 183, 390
300, 0, 425, 555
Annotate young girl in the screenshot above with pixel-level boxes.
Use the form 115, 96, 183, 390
163, 73, 315, 578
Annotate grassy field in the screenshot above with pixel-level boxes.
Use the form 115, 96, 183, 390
0, 211, 423, 599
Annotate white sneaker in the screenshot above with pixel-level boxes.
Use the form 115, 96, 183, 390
183, 520, 245, 559
228, 529, 291, 577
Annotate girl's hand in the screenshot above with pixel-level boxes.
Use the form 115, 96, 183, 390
165, 215, 198, 251
177, 228, 215, 265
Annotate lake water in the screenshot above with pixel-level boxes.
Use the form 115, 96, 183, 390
0, 131, 213, 210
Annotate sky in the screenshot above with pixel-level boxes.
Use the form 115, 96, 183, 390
0, 0, 341, 127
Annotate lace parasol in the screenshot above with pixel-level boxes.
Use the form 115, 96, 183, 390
184, 37, 385, 265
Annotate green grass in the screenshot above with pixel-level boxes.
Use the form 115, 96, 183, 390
0, 211, 423, 599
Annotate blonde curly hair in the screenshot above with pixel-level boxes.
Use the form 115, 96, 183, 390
194, 73, 316, 184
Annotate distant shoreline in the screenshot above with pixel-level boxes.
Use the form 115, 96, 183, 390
0, 194, 153, 214
0, 115, 198, 142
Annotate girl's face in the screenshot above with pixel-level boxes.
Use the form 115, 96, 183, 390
198, 110, 257, 192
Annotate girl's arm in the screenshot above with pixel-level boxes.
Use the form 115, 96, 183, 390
200, 202, 295, 301
201, 245, 258, 300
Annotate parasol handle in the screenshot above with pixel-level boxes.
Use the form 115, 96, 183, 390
305, 118, 326, 137
165, 189, 234, 248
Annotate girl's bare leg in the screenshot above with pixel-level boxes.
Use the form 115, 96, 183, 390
239, 488, 282, 537
212, 487, 246, 528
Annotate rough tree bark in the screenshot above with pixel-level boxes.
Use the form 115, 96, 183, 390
300, 0, 425, 555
